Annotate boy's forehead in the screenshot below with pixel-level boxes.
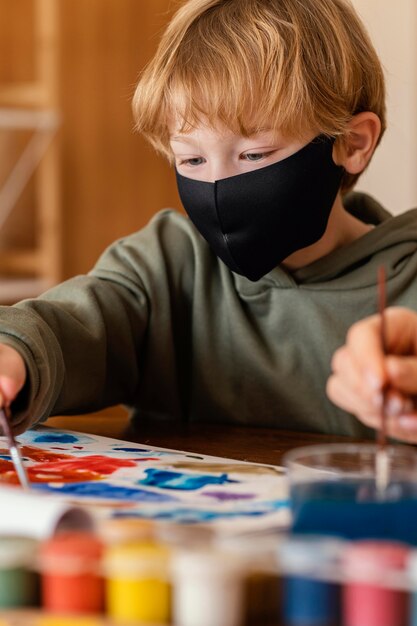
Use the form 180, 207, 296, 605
168, 121, 285, 142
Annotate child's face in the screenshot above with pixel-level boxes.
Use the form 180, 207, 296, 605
170, 123, 316, 182
172, 121, 346, 280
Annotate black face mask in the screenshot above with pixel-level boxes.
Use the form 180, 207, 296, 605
175, 135, 344, 281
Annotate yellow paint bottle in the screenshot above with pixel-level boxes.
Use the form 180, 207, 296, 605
98, 518, 155, 545
104, 540, 171, 623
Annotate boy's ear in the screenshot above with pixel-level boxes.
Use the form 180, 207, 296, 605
333, 112, 381, 174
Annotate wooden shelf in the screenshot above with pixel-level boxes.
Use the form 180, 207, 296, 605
0, 0, 61, 301
0, 83, 49, 108
0, 249, 42, 274
0, 277, 50, 304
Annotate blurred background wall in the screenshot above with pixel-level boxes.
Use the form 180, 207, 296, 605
58, 0, 181, 278
0, 0, 181, 300
352, 0, 417, 215
0, 0, 415, 302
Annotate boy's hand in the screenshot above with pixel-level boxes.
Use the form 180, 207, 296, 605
327, 307, 417, 443
0, 344, 26, 408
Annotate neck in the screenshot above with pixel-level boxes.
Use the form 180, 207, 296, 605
282, 193, 372, 271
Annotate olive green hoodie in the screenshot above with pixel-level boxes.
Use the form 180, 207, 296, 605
1, 192, 417, 437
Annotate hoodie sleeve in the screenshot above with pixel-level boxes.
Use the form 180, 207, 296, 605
0, 260, 150, 432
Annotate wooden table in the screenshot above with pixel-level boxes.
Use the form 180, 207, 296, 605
44, 407, 363, 466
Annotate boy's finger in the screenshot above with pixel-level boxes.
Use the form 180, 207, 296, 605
386, 356, 417, 395
386, 414, 417, 444
345, 307, 417, 389
331, 346, 376, 403
345, 315, 386, 389
326, 374, 381, 426
383, 307, 417, 354
0, 376, 23, 405
397, 414, 417, 433
384, 387, 414, 416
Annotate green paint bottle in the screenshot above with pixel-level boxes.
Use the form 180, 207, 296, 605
0, 537, 39, 608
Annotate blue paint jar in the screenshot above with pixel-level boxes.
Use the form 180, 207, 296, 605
284, 444, 417, 545
277, 536, 344, 626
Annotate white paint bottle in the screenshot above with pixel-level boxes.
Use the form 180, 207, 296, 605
172, 548, 245, 626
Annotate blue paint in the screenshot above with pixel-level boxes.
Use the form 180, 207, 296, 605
30, 433, 80, 444
34, 481, 177, 503
291, 479, 417, 545
113, 447, 156, 453
21, 428, 95, 445
283, 576, 340, 626
203, 491, 255, 501
112, 447, 173, 457
138, 468, 238, 491
279, 537, 344, 626
113, 499, 288, 524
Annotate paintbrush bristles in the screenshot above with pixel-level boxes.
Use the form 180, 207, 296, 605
0, 401, 31, 491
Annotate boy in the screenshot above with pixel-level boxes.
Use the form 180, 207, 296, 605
0, 0, 415, 441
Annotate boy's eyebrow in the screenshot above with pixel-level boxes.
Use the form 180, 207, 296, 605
170, 129, 277, 142
170, 136, 196, 143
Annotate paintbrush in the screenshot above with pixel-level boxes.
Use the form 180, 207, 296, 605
0, 395, 30, 491
375, 265, 390, 494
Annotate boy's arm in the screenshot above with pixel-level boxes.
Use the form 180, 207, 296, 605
0, 210, 195, 433
327, 307, 417, 443
0, 245, 151, 433
0, 274, 148, 432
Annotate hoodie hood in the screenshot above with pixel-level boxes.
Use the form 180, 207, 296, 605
234, 192, 417, 293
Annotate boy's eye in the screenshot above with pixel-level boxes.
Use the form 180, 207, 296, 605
242, 152, 269, 162
179, 157, 205, 166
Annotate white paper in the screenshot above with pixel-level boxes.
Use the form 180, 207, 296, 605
0, 485, 94, 539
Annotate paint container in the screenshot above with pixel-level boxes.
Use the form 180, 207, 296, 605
39, 531, 104, 614
172, 547, 245, 626
342, 540, 409, 626
98, 517, 155, 545
104, 539, 171, 623
408, 549, 417, 626
37, 618, 101, 626
216, 533, 282, 626
0, 536, 39, 608
278, 535, 344, 626
156, 522, 214, 549
0, 485, 95, 539
284, 443, 417, 544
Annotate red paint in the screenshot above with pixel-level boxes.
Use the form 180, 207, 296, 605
0, 450, 138, 484
29, 455, 137, 483
73, 446, 84, 449
0, 458, 16, 483
40, 532, 104, 614
342, 541, 409, 626
0, 445, 72, 462
21, 446, 73, 462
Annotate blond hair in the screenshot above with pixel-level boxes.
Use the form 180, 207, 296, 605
133, 0, 386, 192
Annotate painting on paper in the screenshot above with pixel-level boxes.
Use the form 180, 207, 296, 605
0, 426, 289, 534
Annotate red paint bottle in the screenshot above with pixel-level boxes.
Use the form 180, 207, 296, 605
342, 540, 409, 626
40, 531, 104, 614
